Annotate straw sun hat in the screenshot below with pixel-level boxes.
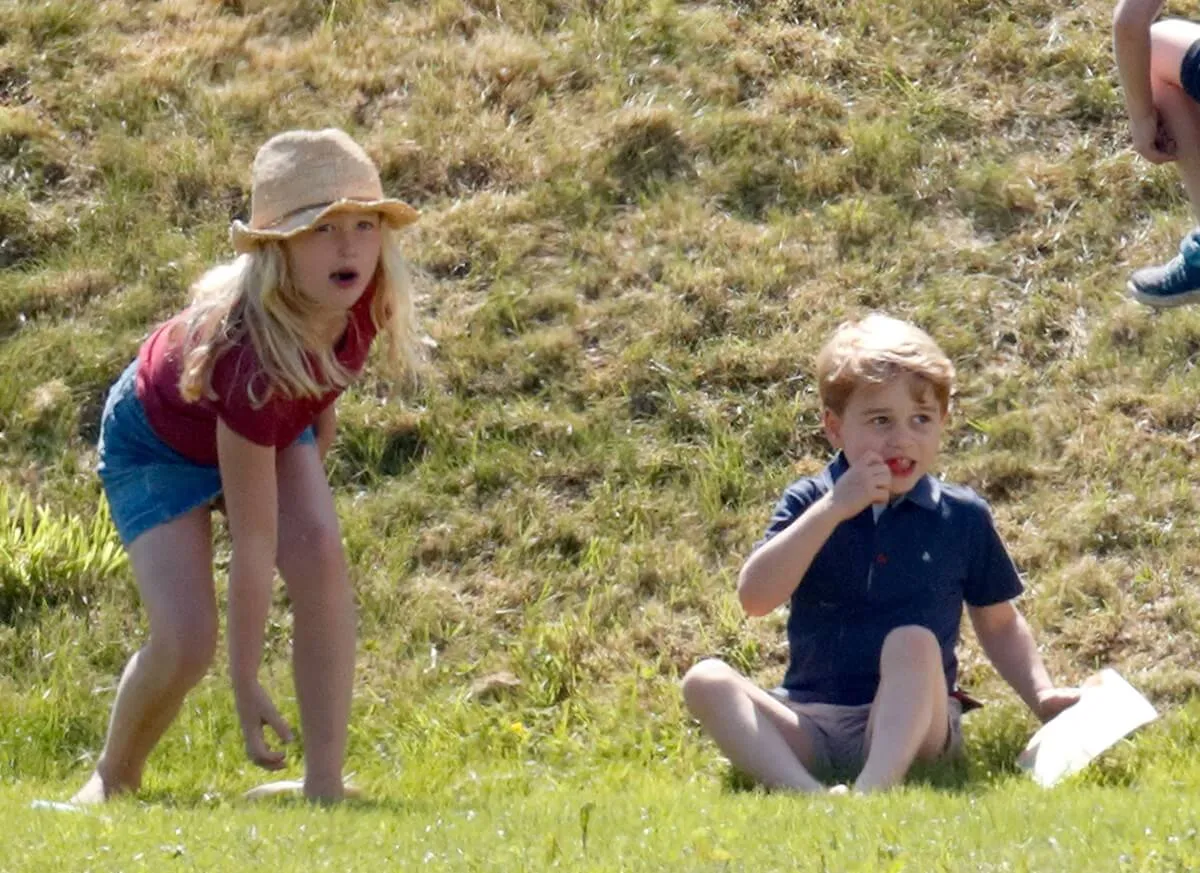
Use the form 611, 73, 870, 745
230, 128, 418, 254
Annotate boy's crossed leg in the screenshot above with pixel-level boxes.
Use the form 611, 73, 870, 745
681, 659, 826, 793
682, 625, 958, 795
856, 625, 950, 793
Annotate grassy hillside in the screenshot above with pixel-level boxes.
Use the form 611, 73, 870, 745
2, 0, 1200, 867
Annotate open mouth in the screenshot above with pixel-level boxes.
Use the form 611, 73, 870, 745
886, 458, 915, 477
330, 269, 359, 287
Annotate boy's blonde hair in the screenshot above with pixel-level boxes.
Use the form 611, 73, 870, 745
815, 314, 954, 415
178, 224, 418, 406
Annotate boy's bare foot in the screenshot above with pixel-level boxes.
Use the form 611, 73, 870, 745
851, 778, 893, 794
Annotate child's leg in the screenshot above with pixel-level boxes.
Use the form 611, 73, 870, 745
274, 442, 355, 801
1150, 21, 1200, 213
1127, 21, 1200, 304
681, 658, 826, 792
73, 507, 217, 803
854, 625, 947, 793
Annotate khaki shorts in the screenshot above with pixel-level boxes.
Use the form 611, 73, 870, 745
772, 692, 964, 775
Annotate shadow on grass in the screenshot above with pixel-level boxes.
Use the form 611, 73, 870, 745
130, 787, 428, 815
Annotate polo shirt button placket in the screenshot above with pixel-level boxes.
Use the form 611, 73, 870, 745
868, 551, 886, 593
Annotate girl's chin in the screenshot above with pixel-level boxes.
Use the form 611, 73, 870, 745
315, 281, 366, 305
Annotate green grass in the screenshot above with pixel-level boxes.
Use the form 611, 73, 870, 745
5, 698, 1200, 871
2, 0, 1199, 868
4, 691, 1200, 870
6, 770, 1200, 871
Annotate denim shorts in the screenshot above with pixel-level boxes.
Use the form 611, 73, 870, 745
97, 361, 314, 546
1182, 33, 1200, 103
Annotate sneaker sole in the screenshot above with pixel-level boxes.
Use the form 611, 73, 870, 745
1127, 282, 1200, 308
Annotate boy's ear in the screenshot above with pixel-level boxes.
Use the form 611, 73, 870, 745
822, 408, 844, 449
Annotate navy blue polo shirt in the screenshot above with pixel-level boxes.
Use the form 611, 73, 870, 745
761, 453, 1023, 706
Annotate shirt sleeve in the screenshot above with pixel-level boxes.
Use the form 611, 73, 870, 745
208, 346, 281, 448
757, 478, 824, 549
963, 496, 1024, 607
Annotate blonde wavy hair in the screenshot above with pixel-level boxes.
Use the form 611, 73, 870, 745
815, 313, 955, 415
178, 225, 418, 406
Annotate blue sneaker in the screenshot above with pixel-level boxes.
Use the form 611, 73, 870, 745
1129, 229, 1200, 307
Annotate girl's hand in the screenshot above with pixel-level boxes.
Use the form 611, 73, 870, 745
1130, 111, 1176, 163
1034, 686, 1082, 723
234, 680, 294, 769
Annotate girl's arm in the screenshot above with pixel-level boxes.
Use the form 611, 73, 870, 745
1113, 0, 1171, 160
968, 601, 1080, 723
217, 420, 293, 768
1114, 0, 1163, 115
315, 403, 337, 462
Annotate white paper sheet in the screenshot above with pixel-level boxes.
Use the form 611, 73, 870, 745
1016, 668, 1157, 787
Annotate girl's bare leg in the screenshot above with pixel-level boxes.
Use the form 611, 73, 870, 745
72, 507, 216, 803
273, 441, 356, 801
1150, 20, 1200, 215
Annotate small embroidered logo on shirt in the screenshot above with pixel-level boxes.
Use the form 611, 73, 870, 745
922, 551, 932, 563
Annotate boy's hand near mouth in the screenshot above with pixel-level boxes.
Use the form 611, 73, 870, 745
829, 450, 892, 519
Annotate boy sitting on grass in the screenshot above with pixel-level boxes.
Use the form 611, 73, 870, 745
682, 314, 1079, 793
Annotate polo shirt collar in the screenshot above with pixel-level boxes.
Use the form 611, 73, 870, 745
823, 452, 942, 512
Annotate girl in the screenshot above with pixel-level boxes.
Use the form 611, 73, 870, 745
1115, 2, 1200, 305
73, 128, 420, 803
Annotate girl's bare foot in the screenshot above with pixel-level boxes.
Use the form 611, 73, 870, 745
70, 770, 129, 805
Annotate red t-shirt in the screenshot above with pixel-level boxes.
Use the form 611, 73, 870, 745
136, 282, 378, 465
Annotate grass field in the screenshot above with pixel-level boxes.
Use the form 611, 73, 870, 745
2, 0, 1200, 869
